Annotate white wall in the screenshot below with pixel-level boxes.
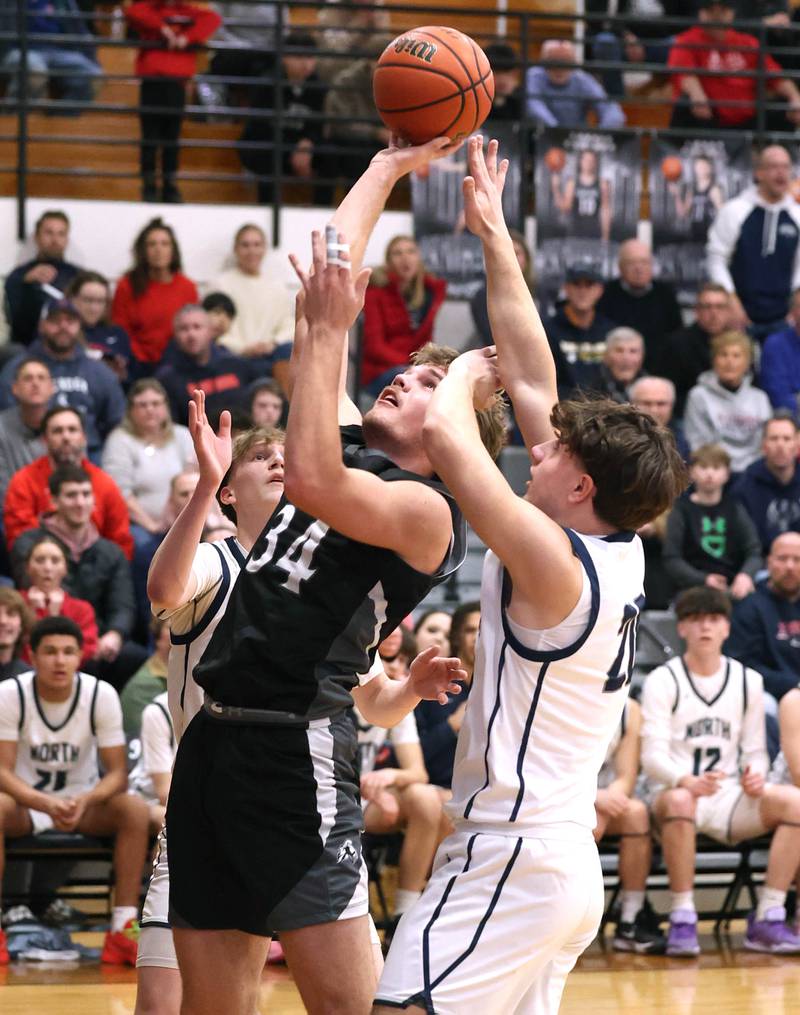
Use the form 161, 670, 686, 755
0, 196, 413, 291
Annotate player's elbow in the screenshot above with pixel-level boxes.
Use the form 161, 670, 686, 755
422, 413, 457, 465
283, 465, 326, 516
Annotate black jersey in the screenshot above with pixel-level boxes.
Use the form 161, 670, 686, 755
572, 177, 602, 239
194, 426, 465, 719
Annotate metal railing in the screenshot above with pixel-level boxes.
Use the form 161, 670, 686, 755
2, 0, 800, 240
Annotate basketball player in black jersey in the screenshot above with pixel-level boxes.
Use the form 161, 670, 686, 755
670, 154, 723, 242
166, 137, 506, 1015
551, 149, 612, 243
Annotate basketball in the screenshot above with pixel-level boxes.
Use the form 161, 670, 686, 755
373, 26, 495, 145
544, 146, 567, 173
661, 155, 683, 182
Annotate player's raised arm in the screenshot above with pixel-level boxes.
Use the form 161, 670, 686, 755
463, 135, 558, 450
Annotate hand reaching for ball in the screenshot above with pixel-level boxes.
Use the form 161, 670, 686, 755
369, 133, 464, 183
463, 136, 509, 240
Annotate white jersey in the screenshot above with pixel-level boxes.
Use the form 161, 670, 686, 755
0, 670, 125, 797
129, 691, 175, 802
352, 705, 419, 775
597, 701, 628, 789
641, 656, 768, 792
448, 530, 645, 840
154, 536, 246, 740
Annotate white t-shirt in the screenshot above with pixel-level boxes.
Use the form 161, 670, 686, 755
212, 267, 294, 354
129, 691, 175, 802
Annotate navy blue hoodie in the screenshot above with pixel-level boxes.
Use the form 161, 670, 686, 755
732, 458, 800, 554
156, 343, 255, 426
726, 582, 800, 700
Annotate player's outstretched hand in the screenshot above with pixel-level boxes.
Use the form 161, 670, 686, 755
290, 228, 372, 335
409, 644, 467, 705
370, 133, 464, 182
463, 136, 509, 240
448, 346, 502, 410
187, 389, 232, 491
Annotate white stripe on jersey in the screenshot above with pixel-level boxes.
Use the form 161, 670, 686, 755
448, 530, 645, 840
158, 537, 245, 740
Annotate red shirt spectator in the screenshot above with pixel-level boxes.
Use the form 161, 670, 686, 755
361, 235, 446, 388
126, 0, 221, 79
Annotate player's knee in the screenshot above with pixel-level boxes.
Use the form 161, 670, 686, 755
659, 787, 695, 819
0, 791, 18, 825
114, 792, 150, 830
403, 782, 442, 824
773, 784, 800, 823
622, 797, 650, 833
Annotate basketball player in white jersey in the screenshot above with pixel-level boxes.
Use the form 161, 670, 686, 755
374, 136, 687, 1014
641, 585, 800, 956
128, 690, 175, 833
594, 698, 664, 954
0, 616, 150, 966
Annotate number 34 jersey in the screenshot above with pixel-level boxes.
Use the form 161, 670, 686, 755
448, 529, 645, 840
195, 427, 465, 720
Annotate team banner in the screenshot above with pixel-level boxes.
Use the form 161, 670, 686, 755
534, 129, 641, 310
411, 121, 524, 299
649, 137, 752, 304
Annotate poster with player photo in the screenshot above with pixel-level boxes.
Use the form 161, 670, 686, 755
649, 137, 752, 305
411, 122, 524, 299
534, 129, 641, 313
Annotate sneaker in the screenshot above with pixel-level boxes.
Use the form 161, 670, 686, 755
0, 929, 8, 964
41, 899, 87, 931
613, 919, 667, 954
1, 905, 37, 929
101, 918, 139, 966
744, 908, 800, 954
666, 910, 700, 957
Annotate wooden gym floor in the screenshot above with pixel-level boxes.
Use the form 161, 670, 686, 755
3, 922, 800, 1014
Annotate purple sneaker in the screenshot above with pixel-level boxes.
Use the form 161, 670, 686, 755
744, 908, 800, 953
666, 910, 700, 957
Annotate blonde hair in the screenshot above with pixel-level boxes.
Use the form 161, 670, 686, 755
690, 443, 731, 469
711, 330, 752, 366
218, 426, 285, 523
122, 379, 174, 443
373, 235, 428, 312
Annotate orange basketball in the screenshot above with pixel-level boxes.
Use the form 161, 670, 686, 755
373, 26, 494, 145
661, 155, 683, 182
544, 147, 567, 173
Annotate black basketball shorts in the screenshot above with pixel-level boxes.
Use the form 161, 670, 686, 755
166, 709, 367, 936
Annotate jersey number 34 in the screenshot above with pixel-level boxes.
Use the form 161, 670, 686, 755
248, 505, 330, 595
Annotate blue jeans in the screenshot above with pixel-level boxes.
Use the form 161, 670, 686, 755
2, 47, 101, 103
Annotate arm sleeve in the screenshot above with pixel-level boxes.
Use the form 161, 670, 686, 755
68, 598, 99, 665
124, 2, 167, 32
110, 277, 134, 334
739, 667, 769, 777
182, 5, 222, 43
0, 680, 21, 741
663, 502, 708, 588
726, 598, 799, 701
3, 471, 38, 551
153, 542, 225, 629
388, 709, 420, 747
759, 339, 797, 411
99, 475, 134, 560
706, 204, 741, 292
103, 553, 136, 637
93, 681, 126, 750
524, 69, 558, 126
732, 503, 764, 578
100, 430, 135, 499
583, 75, 626, 128
640, 667, 686, 787
140, 704, 175, 775
96, 368, 126, 439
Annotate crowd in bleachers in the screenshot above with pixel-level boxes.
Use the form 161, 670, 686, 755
4, 0, 800, 967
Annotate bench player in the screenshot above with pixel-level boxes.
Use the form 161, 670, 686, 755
374, 136, 688, 1014
641, 586, 800, 956
166, 136, 503, 1015
0, 616, 149, 966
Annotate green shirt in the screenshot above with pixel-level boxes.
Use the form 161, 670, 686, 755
120, 656, 168, 740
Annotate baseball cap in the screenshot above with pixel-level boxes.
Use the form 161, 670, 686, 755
566, 263, 603, 284
43, 297, 80, 319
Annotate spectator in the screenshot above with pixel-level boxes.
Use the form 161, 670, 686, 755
663, 283, 732, 418
664, 443, 762, 599
0, 588, 34, 682
484, 43, 524, 122
413, 609, 452, 656
159, 468, 227, 534
4, 407, 133, 558
128, 689, 175, 834
111, 218, 199, 370
595, 699, 664, 953
211, 224, 294, 390
315, 0, 390, 82
19, 533, 98, 666
201, 291, 236, 345
581, 326, 645, 403
65, 271, 132, 384
727, 531, 800, 703
4, 210, 81, 347
0, 2, 101, 114
545, 262, 614, 389
641, 586, 800, 956
196, 1, 277, 109
707, 146, 800, 339
0, 616, 150, 966
668, 0, 800, 133
125, 0, 221, 203
0, 298, 125, 460
525, 39, 625, 129
733, 413, 800, 554
361, 236, 447, 394
120, 619, 171, 740
0, 357, 51, 506
630, 375, 690, 460
597, 239, 683, 374
156, 306, 254, 426
470, 230, 534, 347
240, 32, 327, 204
684, 331, 772, 473
10, 466, 144, 691
415, 602, 479, 792
248, 378, 285, 428
760, 288, 800, 412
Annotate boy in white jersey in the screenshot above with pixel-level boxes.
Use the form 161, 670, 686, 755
642, 586, 800, 956
129, 690, 175, 833
374, 137, 688, 1015
0, 616, 149, 966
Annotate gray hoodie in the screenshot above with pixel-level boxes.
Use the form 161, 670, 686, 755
684, 370, 772, 473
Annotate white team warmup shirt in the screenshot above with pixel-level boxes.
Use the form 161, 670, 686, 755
0, 671, 125, 832
129, 691, 175, 804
